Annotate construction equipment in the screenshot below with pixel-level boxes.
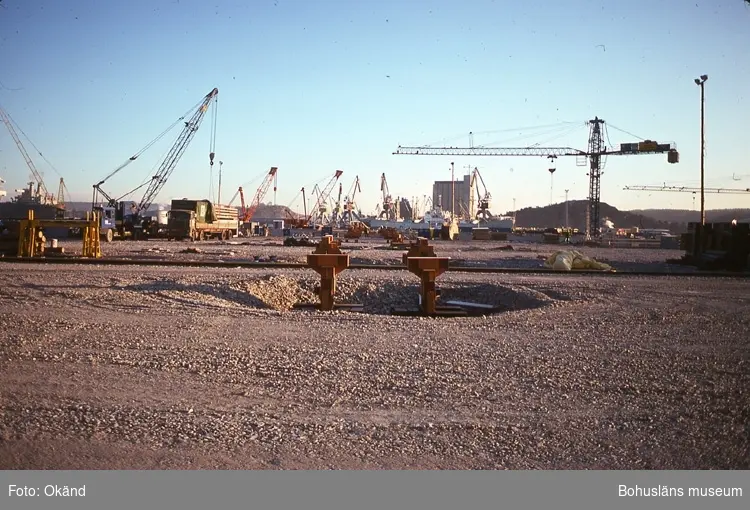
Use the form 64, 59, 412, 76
344, 221, 369, 240
56, 178, 70, 209
342, 176, 363, 225
624, 185, 750, 194
308, 170, 344, 227
92, 87, 219, 241
166, 199, 238, 241
17, 209, 101, 258
379, 173, 398, 220
293, 235, 363, 312
394, 118, 679, 239
0, 104, 59, 207
468, 167, 493, 220
233, 167, 278, 234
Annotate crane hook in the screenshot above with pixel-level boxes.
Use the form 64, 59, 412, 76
209, 152, 215, 166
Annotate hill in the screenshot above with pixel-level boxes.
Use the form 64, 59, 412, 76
630, 208, 750, 224
513, 201, 685, 232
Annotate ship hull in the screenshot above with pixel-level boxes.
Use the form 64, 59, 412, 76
0, 202, 63, 220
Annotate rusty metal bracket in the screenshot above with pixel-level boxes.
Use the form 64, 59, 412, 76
393, 237, 468, 317
294, 235, 363, 312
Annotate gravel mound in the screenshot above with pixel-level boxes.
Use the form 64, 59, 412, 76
240, 275, 317, 311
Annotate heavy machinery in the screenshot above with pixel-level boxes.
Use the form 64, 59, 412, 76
91, 87, 219, 242
469, 167, 493, 220
308, 170, 344, 227
342, 176, 363, 225
166, 199, 238, 241
379, 173, 398, 220
0, 104, 64, 220
285, 187, 311, 228
394, 117, 679, 239
228, 167, 278, 235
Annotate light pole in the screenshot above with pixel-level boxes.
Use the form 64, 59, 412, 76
564, 189, 569, 229
694, 74, 708, 225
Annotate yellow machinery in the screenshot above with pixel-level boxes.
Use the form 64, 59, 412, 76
18, 210, 102, 258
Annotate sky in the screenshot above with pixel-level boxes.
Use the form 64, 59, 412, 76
0, 0, 749, 215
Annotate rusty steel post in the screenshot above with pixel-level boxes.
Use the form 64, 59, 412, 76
402, 238, 450, 315
306, 234, 350, 311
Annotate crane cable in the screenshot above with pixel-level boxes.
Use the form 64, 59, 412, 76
1, 105, 65, 184
208, 93, 219, 203
99, 95, 211, 187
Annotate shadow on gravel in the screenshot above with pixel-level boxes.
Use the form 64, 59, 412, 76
120, 277, 574, 316
124, 281, 271, 309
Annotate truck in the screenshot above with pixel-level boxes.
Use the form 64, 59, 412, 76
167, 199, 239, 241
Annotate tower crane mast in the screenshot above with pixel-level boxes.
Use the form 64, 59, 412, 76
394, 117, 679, 238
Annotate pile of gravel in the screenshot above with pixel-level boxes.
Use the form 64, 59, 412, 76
238, 275, 318, 311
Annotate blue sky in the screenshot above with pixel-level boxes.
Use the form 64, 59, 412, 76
1, 0, 749, 214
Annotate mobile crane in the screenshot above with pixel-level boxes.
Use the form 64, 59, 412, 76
91, 88, 219, 241
234, 166, 278, 234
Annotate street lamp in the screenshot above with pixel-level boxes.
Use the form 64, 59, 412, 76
694, 74, 708, 225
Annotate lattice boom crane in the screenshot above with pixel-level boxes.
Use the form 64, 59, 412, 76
394, 117, 679, 238
308, 170, 343, 225
239, 167, 278, 222
0, 104, 54, 204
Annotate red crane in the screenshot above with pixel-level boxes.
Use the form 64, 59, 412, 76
238, 167, 278, 222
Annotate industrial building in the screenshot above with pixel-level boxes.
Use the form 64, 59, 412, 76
432, 174, 472, 215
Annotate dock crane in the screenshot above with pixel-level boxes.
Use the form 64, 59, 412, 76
235, 167, 278, 231
379, 173, 397, 220
91, 87, 218, 241
329, 182, 345, 227
342, 176, 362, 225
0, 104, 58, 207
308, 170, 343, 226
468, 167, 493, 221
394, 117, 679, 238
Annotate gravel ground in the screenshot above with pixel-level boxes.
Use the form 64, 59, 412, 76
44, 236, 694, 273
0, 263, 748, 470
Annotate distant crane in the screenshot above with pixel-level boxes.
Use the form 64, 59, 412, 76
329, 182, 345, 227
379, 173, 397, 220
624, 185, 750, 194
308, 170, 344, 226
341, 176, 362, 225
235, 167, 279, 224
469, 167, 492, 220
393, 117, 679, 239
56, 177, 71, 208
0, 104, 56, 205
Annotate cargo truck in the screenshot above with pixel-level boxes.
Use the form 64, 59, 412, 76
167, 199, 239, 241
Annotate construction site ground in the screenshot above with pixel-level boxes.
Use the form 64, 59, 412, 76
1, 258, 748, 469
29, 236, 693, 272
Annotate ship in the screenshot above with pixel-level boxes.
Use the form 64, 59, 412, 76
0, 181, 65, 220
367, 208, 452, 231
